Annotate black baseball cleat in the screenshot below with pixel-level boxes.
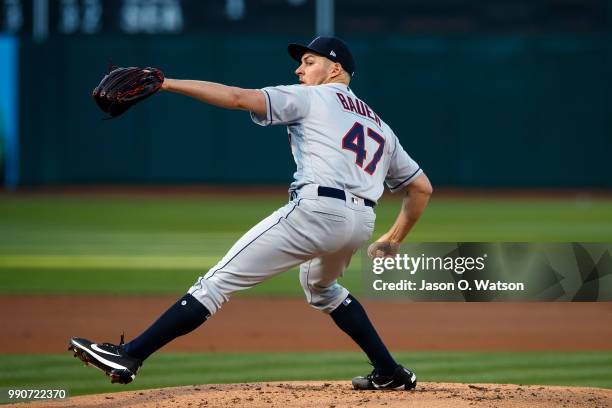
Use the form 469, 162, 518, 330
68, 335, 142, 384
352, 365, 417, 391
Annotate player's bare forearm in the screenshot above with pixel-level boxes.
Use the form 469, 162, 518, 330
161, 78, 266, 116
383, 173, 432, 243
368, 174, 432, 259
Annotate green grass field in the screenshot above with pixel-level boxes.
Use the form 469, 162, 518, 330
1, 193, 611, 397
1, 194, 611, 295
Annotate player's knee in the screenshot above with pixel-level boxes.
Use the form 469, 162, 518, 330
304, 295, 336, 313
302, 284, 349, 314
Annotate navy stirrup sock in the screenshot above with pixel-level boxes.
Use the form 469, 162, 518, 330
124, 293, 210, 361
330, 294, 398, 376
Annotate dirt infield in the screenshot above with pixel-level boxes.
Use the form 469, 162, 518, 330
3, 296, 612, 407
1, 296, 612, 352
8, 382, 612, 408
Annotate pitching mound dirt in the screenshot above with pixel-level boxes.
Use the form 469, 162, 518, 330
10, 382, 611, 408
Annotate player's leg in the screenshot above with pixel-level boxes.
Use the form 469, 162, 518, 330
68, 292, 209, 383
301, 254, 416, 390
331, 291, 416, 390
300, 253, 397, 371
69, 201, 315, 382
121, 201, 316, 361
87, 197, 350, 371
298, 206, 416, 390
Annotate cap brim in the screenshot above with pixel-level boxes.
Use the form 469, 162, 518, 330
288, 43, 320, 62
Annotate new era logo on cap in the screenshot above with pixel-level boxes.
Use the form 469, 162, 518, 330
330, 50, 336, 57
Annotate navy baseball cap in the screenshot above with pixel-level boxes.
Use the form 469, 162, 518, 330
288, 36, 356, 77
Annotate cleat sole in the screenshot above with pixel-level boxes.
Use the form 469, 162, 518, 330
67, 338, 137, 384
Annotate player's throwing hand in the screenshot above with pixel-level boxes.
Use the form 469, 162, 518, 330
367, 241, 400, 259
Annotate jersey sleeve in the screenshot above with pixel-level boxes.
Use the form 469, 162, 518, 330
250, 85, 312, 126
385, 135, 423, 193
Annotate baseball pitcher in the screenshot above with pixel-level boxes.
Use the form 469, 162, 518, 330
72, 36, 432, 391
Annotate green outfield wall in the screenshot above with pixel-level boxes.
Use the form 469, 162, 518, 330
18, 35, 612, 187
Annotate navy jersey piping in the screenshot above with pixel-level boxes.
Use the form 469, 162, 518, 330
388, 167, 421, 191
263, 89, 272, 125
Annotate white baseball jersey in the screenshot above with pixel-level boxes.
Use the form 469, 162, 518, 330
251, 83, 422, 202
189, 82, 424, 317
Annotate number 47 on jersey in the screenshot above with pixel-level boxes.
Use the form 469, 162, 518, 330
342, 122, 385, 175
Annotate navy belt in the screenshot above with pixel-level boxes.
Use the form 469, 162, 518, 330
317, 186, 375, 208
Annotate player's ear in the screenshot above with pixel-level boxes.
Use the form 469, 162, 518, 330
333, 62, 343, 75
328, 61, 343, 78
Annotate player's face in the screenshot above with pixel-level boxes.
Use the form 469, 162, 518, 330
295, 53, 333, 85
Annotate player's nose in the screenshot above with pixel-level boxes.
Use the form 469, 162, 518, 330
294, 64, 304, 76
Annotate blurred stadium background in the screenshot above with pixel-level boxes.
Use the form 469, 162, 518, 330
1, 0, 612, 188
0, 0, 611, 399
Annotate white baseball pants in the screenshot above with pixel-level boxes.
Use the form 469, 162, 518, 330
188, 184, 376, 315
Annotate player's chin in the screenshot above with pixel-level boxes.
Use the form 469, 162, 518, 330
298, 78, 318, 86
